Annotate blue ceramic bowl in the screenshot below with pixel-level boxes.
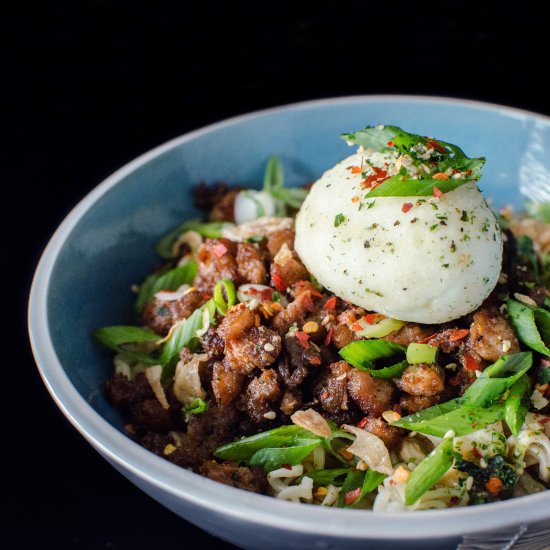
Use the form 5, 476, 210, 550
29, 96, 550, 550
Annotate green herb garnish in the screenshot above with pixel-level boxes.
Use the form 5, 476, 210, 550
340, 125, 484, 197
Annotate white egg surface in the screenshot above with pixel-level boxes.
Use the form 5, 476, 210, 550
295, 151, 503, 324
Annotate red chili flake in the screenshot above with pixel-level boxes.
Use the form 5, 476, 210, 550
363, 313, 379, 325
357, 417, 368, 429
260, 288, 273, 302
448, 329, 470, 342
301, 292, 316, 312
361, 166, 388, 189
387, 141, 394, 147
464, 353, 480, 371
419, 333, 438, 344
320, 391, 329, 399
324, 328, 333, 346
426, 139, 447, 154
295, 331, 310, 350
309, 356, 322, 366
324, 296, 337, 310
249, 287, 259, 295
350, 322, 363, 332
540, 416, 550, 425
282, 464, 293, 470
272, 273, 287, 292
433, 186, 443, 199
212, 243, 228, 257
401, 202, 413, 213
344, 487, 362, 505
432, 173, 449, 181
351, 166, 362, 174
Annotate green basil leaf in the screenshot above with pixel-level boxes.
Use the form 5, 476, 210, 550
340, 125, 404, 151
507, 299, 550, 356
462, 352, 533, 407
366, 173, 480, 198
392, 398, 504, 437
135, 261, 198, 313
339, 340, 406, 371
504, 374, 531, 437
263, 155, 284, 193
341, 125, 483, 198
214, 425, 320, 463
249, 440, 321, 472
155, 220, 234, 259
405, 437, 455, 505
301, 468, 351, 487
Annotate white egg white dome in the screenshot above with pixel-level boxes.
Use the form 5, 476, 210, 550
295, 152, 502, 324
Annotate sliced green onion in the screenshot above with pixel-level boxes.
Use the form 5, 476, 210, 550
504, 375, 531, 438
356, 317, 405, 339
262, 155, 284, 193
249, 440, 321, 472
214, 425, 321, 463
391, 399, 504, 437
461, 352, 532, 407
185, 398, 207, 415
507, 299, 550, 357
339, 340, 405, 371
369, 359, 408, 379
405, 437, 455, 505
406, 343, 438, 364
135, 261, 197, 313
93, 325, 160, 365
213, 279, 237, 315
156, 220, 233, 259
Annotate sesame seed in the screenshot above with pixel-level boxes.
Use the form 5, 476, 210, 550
263, 411, 276, 420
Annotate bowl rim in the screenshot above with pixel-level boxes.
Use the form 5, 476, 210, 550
28, 94, 550, 541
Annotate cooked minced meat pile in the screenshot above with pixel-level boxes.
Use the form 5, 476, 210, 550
102, 182, 549, 495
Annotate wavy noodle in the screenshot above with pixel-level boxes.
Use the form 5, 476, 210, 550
267, 465, 314, 502
454, 422, 507, 462
510, 413, 550, 483
399, 435, 432, 467
373, 465, 468, 512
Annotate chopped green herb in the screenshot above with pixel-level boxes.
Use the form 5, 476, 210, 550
334, 213, 346, 227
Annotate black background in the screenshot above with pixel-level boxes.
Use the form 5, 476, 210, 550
7, 1, 550, 548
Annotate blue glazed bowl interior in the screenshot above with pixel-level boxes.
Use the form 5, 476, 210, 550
32, 96, 550, 544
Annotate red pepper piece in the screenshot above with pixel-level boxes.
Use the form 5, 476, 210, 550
464, 353, 479, 371
344, 487, 362, 505
295, 331, 310, 350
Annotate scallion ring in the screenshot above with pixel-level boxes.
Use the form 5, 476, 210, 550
213, 279, 237, 315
